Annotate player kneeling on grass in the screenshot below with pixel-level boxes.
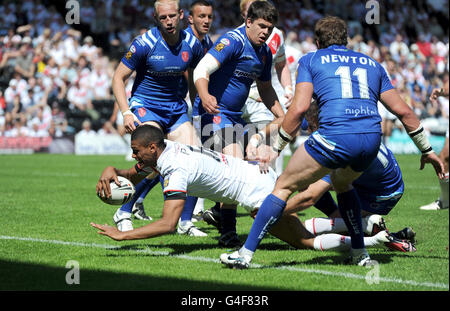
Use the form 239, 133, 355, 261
92, 125, 413, 261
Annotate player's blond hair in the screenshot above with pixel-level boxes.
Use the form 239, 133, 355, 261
154, 0, 180, 11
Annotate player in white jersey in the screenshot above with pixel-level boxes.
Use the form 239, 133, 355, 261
92, 125, 413, 256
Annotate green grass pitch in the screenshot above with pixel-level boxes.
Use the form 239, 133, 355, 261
0, 153, 448, 291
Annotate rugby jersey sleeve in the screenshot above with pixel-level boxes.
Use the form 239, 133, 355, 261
120, 37, 149, 71
162, 168, 189, 201
207, 32, 243, 66
296, 53, 314, 84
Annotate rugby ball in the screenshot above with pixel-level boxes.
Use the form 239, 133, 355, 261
98, 176, 135, 205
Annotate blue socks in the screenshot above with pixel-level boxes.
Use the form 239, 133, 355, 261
336, 189, 364, 249
180, 196, 199, 222
120, 177, 160, 213
243, 194, 286, 252
314, 191, 338, 217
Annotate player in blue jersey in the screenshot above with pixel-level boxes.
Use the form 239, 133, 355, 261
193, 0, 285, 247
128, 0, 215, 236
220, 16, 444, 268
110, 0, 207, 235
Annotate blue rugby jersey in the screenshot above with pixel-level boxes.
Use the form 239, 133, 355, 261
296, 45, 394, 134
194, 25, 273, 119
121, 27, 204, 106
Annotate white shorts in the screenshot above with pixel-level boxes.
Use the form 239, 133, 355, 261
238, 165, 278, 213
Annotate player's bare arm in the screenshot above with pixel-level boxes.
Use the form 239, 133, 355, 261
193, 53, 221, 114
112, 62, 142, 133
274, 59, 293, 107
380, 89, 445, 179
91, 199, 185, 241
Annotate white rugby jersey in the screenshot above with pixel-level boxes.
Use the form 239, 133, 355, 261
242, 26, 288, 123
150, 140, 277, 211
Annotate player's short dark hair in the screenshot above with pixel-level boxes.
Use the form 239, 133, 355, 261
314, 16, 348, 49
131, 125, 165, 148
189, 0, 213, 15
247, 0, 278, 25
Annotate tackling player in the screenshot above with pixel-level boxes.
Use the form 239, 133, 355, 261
111, 0, 205, 235
220, 16, 444, 268
92, 125, 413, 256
192, 0, 285, 247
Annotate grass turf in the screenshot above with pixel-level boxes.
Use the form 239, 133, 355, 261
0, 153, 448, 292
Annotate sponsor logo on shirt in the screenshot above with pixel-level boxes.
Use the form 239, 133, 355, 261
214, 42, 225, 52
125, 51, 132, 60
150, 55, 165, 60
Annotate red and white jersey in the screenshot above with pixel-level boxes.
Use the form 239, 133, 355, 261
154, 140, 276, 211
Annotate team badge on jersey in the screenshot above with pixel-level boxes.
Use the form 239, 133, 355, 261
213, 115, 221, 124
138, 107, 146, 118
182, 51, 189, 62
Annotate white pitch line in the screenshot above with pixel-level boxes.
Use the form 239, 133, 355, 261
1, 235, 448, 290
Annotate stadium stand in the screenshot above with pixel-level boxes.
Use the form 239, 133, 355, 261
0, 0, 448, 153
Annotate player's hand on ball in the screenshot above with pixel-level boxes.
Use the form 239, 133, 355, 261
90, 223, 124, 241
96, 166, 120, 198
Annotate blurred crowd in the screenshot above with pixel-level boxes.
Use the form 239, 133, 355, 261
0, 0, 448, 142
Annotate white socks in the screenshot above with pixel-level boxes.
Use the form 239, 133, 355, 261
304, 217, 347, 235
193, 198, 205, 215
313, 232, 386, 252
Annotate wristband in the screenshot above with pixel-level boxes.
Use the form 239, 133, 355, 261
273, 127, 293, 153
249, 132, 265, 148
408, 125, 433, 154
122, 110, 133, 117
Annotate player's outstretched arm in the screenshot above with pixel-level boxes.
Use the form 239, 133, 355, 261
380, 89, 445, 179
91, 199, 185, 241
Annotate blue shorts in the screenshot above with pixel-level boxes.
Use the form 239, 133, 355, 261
129, 97, 189, 134
199, 113, 247, 148
321, 175, 403, 215
305, 131, 382, 172
355, 186, 404, 215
